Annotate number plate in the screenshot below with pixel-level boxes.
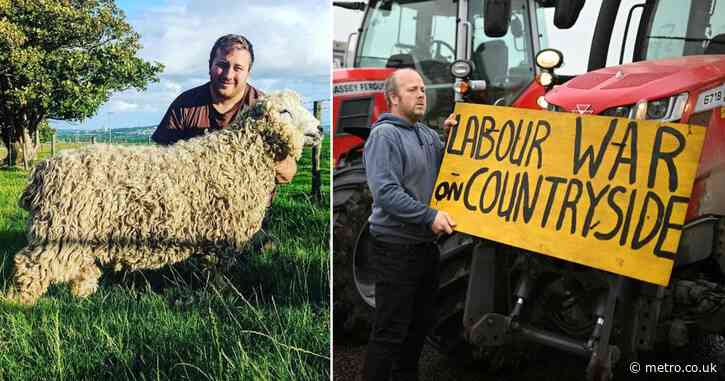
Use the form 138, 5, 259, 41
694, 84, 725, 113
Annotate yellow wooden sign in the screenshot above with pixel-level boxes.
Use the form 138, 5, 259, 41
431, 103, 707, 286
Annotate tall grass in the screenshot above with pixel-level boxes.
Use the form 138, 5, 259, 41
0, 137, 330, 381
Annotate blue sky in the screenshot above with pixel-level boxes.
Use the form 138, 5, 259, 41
51, 0, 331, 130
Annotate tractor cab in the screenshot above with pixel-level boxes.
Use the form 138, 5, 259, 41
333, 0, 584, 163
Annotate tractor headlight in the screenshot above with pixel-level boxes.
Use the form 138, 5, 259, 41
450, 60, 474, 78
538, 72, 554, 87
633, 93, 689, 121
535, 49, 564, 70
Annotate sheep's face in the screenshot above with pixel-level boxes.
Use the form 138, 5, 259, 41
236, 90, 322, 160
265, 90, 322, 148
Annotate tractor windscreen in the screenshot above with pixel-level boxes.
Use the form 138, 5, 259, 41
355, 0, 548, 127
642, 0, 725, 60
355, 0, 458, 128
355, 1, 457, 68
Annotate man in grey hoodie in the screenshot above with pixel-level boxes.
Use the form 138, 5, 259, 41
362, 68, 456, 381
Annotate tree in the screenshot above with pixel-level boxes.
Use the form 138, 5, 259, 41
0, 0, 163, 168
37, 119, 55, 144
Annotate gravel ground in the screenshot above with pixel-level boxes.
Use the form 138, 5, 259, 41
333, 338, 725, 381
333, 341, 499, 381
331, 339, 716, 381
332, 339, 609, 381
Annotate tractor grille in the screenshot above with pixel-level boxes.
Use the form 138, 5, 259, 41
337, 97, 373, 135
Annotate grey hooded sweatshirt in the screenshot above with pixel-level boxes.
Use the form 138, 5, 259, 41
363, 113, 445, 244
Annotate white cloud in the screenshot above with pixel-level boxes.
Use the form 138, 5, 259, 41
163, 80, 182, 94
109, 100, 139, 112
130, 0, 330, 80
75, 0, 330, 131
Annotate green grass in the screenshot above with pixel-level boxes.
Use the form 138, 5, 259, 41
0, 136, 331, 381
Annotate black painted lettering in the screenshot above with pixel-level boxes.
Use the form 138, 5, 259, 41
434, 182, 450, 201
514, 173, 544, 223
479, 170, 502, 213
573, 117, 617, 177
653, 195, 689, 259
581, 182, 611, 238
446, 116, 465, 155
595, 186, 626, 241
540, 176, 567, 228
463, 167, 489, 211
462, 116, 480, 158
509, 120, 534, 166
474, 116, 496, 160
631, 191, 665, 250
450, 182, 464, 201
648, 126, 685, 192
434, 181, 465, 201
608, 121, 638, 184
495, 120, 517, 162
525, 120, 551, 169
556, 179, 583, 234
497, 172, 521, 221
619, 189, 638, 246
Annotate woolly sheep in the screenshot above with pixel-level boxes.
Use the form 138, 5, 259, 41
7, 90, 322, 305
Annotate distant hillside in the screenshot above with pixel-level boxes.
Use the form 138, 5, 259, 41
57, 125, 155, 136
56, 123, 329, 144
56, 125, 157, 144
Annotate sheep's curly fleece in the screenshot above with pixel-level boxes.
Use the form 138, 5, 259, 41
7, 90, 318, 305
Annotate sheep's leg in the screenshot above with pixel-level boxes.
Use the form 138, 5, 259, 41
68, 261, 102, 298
7, 244, 53, 305
7, 242, 100, 305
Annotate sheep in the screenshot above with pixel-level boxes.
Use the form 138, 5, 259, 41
6, 90, 322, 305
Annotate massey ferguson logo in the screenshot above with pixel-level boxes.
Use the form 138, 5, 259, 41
574, 104, 593, 114
333, 81, 385, 95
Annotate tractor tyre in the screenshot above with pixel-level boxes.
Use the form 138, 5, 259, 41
426, 234, 478, 364
333, 166, 374, 342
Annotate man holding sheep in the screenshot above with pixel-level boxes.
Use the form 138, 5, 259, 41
362, 68, 456, 381
152, 34, 296, 184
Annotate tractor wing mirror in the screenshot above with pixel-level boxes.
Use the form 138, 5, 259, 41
484, 0, 511, 38
332, 1, 366, 11
554, 0, 584, 29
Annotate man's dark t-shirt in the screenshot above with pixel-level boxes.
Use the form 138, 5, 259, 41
152, 82, 263, 145
151, 82, 278, 207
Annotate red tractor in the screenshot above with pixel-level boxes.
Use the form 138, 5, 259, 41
332, 0, 583, 337
523, 0, 725, 377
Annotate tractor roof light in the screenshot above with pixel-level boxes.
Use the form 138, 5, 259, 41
536, 49, 564, 70
450, 60, 474, 79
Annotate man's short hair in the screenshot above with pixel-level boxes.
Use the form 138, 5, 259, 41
383, 68, 420, 108
383, 73, 398, 109
209, 34, 255, 69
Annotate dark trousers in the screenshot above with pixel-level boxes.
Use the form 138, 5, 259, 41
363, 237, 440, 381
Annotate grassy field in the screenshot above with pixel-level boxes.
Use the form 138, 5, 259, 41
0, 136, 331, 381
